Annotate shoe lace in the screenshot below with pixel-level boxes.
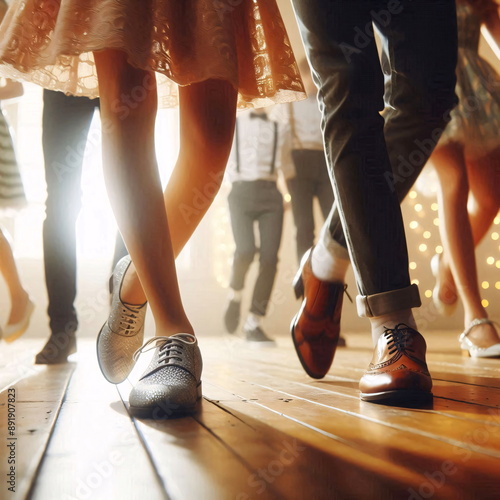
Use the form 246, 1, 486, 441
383, 323, 416, 356
117, 304, 143, 335
133, 333, 196, 363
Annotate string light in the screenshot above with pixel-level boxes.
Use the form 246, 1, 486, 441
487, 256, 495, 265
435, 245, 443, 254
419, 243, 427, 252
431, 203, 438, 211
409, 191, 418, 199
409, 262, 417, 270
491, 232, 499, 241
411, 279, 420, 285
409, 221, 419, 229
425, 290, 432, 298
482, 281, 489, 289
433, 218, 440, 226
423, 231, 431, 239
482, 299, 489, 308
496, 282, 500, 290
414, 204, 423, 212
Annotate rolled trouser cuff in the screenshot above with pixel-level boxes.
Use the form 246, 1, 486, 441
356, 284, 421, 318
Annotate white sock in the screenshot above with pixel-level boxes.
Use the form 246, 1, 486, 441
229, 289, 242, 302
369, 309, 417, 345
311, 239, 350, 282
245, 312, 262, 330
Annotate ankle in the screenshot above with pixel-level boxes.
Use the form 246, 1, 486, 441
369, 309, 417, 344
311, 242, 349, 282
245, 312, 263, 330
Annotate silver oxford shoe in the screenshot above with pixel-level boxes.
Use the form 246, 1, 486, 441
97, 255, 147, 384
129, 334, 202, 418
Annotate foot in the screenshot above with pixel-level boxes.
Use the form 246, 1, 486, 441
129, 334, 202, 418
4, 294, 35, 343
460, 318, 500, 358
97, 256, 147, 384
359, 323, 433, 405
224, 300, 241, 334
431, 254, 458, 316
35, 330, 77, 364
291, 248, 346, 379
244, 326, 276, 345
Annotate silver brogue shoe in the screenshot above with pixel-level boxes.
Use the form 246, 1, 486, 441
129, 334, 202, 418
97, 255, 147, 384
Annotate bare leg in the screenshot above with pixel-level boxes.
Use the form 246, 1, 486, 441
119, 79, 238, 304
466, 148, 500, 246
0, 228, 30, 325
432, 143, 499, 346
462, 148, 500, 345
94, 50, 190, 336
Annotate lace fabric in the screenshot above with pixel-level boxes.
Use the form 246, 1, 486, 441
0, 0, 305, 108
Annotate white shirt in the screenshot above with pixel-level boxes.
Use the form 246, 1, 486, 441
226, 110, 292, 182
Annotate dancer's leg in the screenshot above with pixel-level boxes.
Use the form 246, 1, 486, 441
0, 228, 30, 325
466, 148, 500, 246
432, 143, 498, 346
94, 50, 189, 335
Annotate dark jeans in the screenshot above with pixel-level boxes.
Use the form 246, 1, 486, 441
42, 90, 127, 335
286, 149, 334, 263
228, 180, 284, 317
291, 0, 457, 316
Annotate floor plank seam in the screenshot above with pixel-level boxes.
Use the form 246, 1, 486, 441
115, 384, 171, 500
25, 366, 76, 500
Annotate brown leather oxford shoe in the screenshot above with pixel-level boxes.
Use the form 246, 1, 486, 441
359, 323, 433, 404
291, 248, 346, 379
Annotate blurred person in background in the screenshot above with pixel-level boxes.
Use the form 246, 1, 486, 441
223, 109, 289, 345
0, 0, 34, 342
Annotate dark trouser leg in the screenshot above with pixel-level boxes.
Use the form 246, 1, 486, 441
228, 183, 257, 292
314, 152, 334, 221
42, 90, 98, 334
292, 0, 457, 316
286, 168, 315, 263
250, 184, 284, 316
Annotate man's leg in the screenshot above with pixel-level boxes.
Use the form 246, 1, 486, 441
291, 0, 457, 402
37, 90, 98, 363
244, 182, 284, 343
224, 182, 257, 334
286, 165, 315, 264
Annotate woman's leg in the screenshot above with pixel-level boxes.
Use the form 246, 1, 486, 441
93, 50, 191, 335
0, 227, 30, 326
465, 148, 500, 246
117, 78, 238, 307
432, 143, 498, 346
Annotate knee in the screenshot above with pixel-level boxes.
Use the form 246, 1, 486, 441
235, 250, 255, 267
259, 254, 279, 273
438, 169, 469, 200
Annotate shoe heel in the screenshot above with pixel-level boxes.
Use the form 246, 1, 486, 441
293, 272, 304, 299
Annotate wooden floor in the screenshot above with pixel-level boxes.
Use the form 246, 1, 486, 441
1, 332, 499, 500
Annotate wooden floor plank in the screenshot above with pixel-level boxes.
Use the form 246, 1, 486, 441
4, 333, 499, 500
0, 360, 74, 500
30, 342, 166, 500
117, 380, 279, 500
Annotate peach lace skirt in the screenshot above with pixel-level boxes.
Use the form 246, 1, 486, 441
0, 0, 305, 108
